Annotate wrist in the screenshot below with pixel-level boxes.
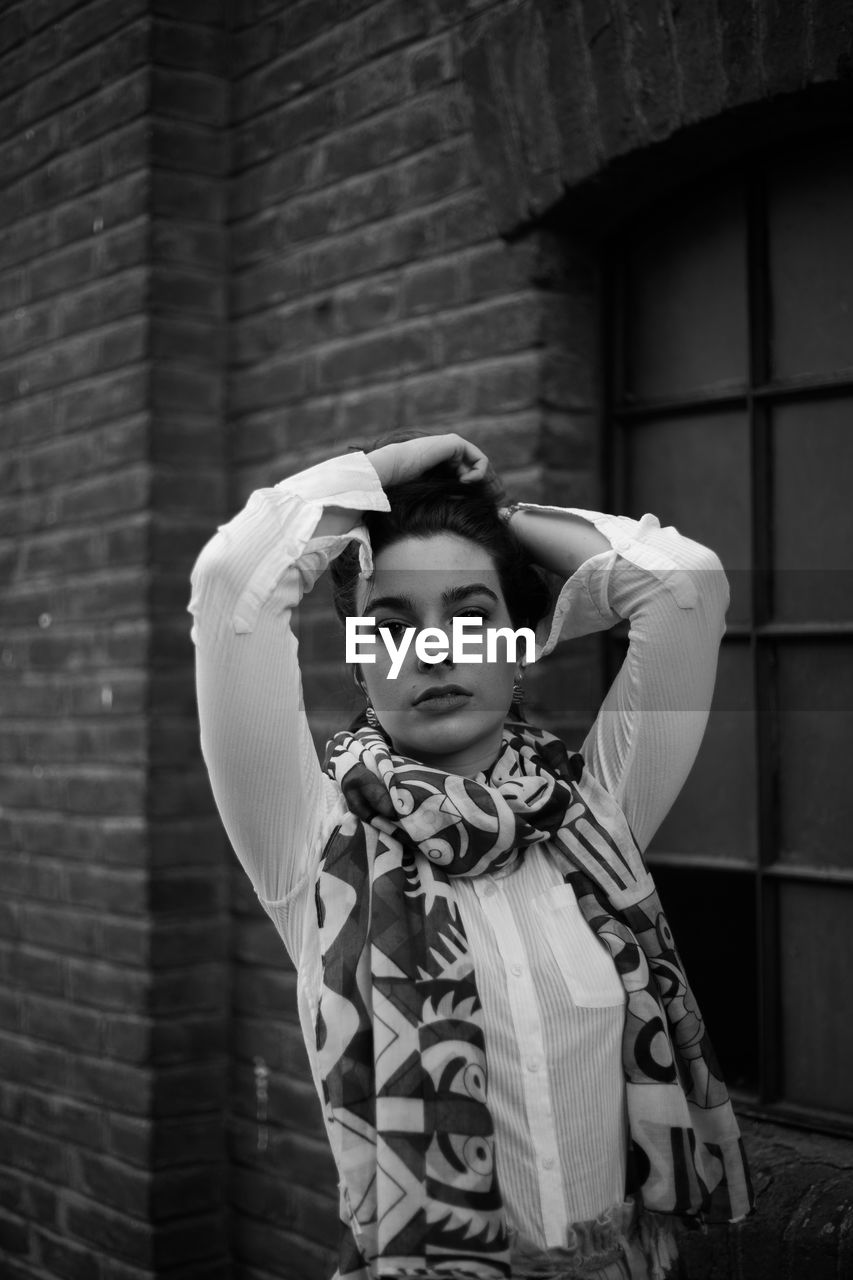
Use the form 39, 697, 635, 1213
499, 503, 525, 527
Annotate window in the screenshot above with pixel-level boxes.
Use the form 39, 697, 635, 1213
606, 137, 853, 1127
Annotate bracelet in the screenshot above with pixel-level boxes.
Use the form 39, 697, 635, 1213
499, 503, 524, 527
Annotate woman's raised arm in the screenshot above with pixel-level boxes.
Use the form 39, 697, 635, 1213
505, 505, 729, 852
188, 452, 390, 912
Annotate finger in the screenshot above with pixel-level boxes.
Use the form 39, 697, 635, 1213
455, 442, 491, 483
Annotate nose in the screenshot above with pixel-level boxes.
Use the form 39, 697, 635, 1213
416, 645, 455, 674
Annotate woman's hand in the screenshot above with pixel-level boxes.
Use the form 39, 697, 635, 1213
367, 434, 499, 494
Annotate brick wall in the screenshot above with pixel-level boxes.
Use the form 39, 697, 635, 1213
0, 2, 230, 1276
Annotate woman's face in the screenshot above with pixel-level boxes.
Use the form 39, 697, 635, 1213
356, 533, 521, 776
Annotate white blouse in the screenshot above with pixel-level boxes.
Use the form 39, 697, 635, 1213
188, 451, 728, 1252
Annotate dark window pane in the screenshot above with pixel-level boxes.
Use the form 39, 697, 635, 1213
622, 412, 751, 624
772, 397, 853, 622
648, 643, 757, 861
653, 867, 758, 1094
620, 184, 748, 403
768, 144, 853, 381
776, 641, 853, 868
780, 883, 853, 1112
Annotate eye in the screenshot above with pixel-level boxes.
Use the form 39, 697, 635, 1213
376, 619, 409, 639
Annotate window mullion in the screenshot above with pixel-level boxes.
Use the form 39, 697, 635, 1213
747, 165, 782, 1106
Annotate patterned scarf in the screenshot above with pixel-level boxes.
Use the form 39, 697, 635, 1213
315, 722, 752, 1279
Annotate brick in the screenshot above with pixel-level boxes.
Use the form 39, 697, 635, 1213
622, 0, 678, 140
337, 385, 401, 440
64, 1195, 154, 1265
717, 0, 762, 107
55, 468, 150, 525
151, 67, 229, 127
0, 1166, 59, 1226
148, 1014, 227, 1065
149, 964, 227, 1014
760, 0, 808, 94
0, 1209, 29, 1256
108, 1112, 223, 1170
11, 24, 150, 142
333, 275, 400, 334
3, 946, 64, 997
150, 267, 225, 318
67, 1148, 151, 1219
151, 1063, 228, 1117
233, 965, 298, 1020
42, 368, 147, 436
152, 0, 227, 22
230, 357, 311, 414
420, 189, 497, 254
579, 0, 645, 156
28, 240, 96, 301
401, 255, 464, 316
0, 1113, 70, 1171
0, 1080, 105, 1148
152, 19, 225, 74
67, 1054, 154, 1115
396, 138, 473, 209
811, 3, 853, 81
408, 35, 453, 92
231, 1217, 335, 1279
66, 959, 149, 1013
668, 0, 726, 125
151, 117, 226, 177
335, 50, 407, 122
25, 994, 101, 1054
231, 1166, 335, 1239
470, 353, 541, 415
0, 7, 26, 55
34, 1230, 98, 1280
23, 424, 147, 494
19, 906, 100, 956
151, 220, 223, 271
402, 369, 474, 426
434, 295, 541, 363
315, 323, 433, 390
0, 989, 23, 1032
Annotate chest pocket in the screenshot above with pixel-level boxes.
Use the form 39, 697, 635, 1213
534, 884, 625, 1010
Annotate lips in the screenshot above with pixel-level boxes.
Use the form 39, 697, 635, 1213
413, 684, 472, 706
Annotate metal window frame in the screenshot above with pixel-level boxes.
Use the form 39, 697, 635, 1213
603, 160, 853, 1138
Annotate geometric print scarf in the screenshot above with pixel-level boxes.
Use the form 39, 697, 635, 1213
316, 722, 753, 1279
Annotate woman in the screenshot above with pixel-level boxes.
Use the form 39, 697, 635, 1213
189, 433, 752, 1280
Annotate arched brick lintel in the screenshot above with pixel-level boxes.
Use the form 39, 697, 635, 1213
458, 0, 853, 237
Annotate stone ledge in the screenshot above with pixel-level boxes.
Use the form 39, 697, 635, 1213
678, 1116, 853, 1280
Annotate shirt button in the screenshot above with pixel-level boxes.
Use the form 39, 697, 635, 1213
542, 1156, 555, 1170
527, 1060, 540, 1073
483, 883, 496, 898
614, 537, 632, 554
510, 964, 522, 977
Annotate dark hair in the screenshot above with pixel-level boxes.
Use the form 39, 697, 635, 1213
330, 442, 552, 633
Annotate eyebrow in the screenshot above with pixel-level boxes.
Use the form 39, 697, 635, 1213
367, 583, 500, 614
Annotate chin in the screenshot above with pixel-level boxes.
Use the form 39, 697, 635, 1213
381, 712, 500, 762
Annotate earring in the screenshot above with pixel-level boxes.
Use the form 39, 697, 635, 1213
365, 704, 380, 729
512, 682, 524, 704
